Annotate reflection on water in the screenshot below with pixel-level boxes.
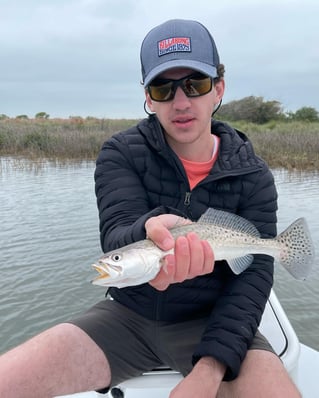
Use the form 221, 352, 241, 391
0, 158, 318, 354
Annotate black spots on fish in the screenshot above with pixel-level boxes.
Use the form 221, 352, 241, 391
198, 208, 260, 237
277, 218, 315, 280
278, 218, 314, 257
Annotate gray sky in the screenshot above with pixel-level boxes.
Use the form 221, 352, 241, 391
1, 0, 318, 119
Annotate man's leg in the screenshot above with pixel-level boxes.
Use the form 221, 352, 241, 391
0, 323, 110, 398
217, 349, 301, 398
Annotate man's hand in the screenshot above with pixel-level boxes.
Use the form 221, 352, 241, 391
145, 214, 214, 291
169, 357, 226, 398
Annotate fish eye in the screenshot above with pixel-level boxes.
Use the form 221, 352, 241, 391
111, 253, 122, 262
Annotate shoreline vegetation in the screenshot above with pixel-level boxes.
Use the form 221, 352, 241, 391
0, 117, 319, 170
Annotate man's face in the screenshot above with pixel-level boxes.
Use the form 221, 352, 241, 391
145, 68, 224, 148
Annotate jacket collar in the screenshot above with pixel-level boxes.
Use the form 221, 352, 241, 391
137, 115, 263, 174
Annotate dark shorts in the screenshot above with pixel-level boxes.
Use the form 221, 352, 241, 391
68, 299, 275, 390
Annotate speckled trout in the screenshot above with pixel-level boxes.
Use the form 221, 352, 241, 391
91, 208, 315, 288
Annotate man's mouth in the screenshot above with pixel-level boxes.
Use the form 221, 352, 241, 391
172, 117, 195, 125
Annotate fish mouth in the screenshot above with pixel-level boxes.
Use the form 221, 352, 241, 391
91, 263, 110, 280
91, 261, 123, 282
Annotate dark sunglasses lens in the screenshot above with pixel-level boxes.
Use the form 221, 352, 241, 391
183, 76, 212, 97
148, 74, 212, 102
148, 81, 174, 101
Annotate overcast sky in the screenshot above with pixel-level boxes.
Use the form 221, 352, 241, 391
1, 0, 318, 119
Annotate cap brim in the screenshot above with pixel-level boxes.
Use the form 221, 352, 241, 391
143, 60, 218, 87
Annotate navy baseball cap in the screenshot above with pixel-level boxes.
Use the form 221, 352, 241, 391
140, 19, 220, 87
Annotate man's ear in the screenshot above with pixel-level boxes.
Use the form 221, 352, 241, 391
145, 91, 155, 112
214, 80, 225, 102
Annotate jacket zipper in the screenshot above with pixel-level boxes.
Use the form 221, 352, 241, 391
184, 191, 192, 206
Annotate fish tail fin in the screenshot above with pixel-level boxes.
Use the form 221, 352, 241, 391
276, 218, 315, 280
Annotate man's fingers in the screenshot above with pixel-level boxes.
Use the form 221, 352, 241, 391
145, 215, 184, 250
174, 236, 191, 283
146, 214, 215, 290
186, 233, 205, 279
200, 240, 215, 275
149, 256, 175, 291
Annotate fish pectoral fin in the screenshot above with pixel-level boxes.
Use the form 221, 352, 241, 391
227, 255, 254, 275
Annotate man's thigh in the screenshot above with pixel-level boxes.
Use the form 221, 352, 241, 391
217, 349, 300, 398
68, 299, 163, 387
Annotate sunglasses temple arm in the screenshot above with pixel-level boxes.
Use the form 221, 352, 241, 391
212, 98, 222, 117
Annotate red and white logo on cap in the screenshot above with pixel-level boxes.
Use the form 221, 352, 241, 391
158, 37, 191, 56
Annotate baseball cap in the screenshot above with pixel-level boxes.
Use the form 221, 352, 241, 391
140, 19, 220, 87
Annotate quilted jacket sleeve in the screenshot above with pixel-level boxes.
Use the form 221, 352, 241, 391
95, 130, 180, 252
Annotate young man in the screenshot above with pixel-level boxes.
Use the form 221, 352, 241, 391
0, 19, 301, 398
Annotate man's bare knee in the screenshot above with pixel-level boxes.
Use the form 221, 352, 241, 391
0, 323, 111, 398
217, 350, 301, 398
50, 323, 111, 386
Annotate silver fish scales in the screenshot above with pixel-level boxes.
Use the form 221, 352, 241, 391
91, 208, 315, 288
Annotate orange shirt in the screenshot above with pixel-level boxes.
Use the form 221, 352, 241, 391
179, 135, 220, 190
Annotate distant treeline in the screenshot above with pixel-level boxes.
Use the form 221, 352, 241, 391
218, 96, 319, 124
2, 96, 319, 124
0, 96, 318, 170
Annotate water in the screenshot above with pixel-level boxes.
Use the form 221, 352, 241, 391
0, 158, 318, 355
272, 169, 319, 350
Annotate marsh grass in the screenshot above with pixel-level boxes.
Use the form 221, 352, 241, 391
0, 118, 137, 161
1, 117, 318, 170
232, 121, 319, 170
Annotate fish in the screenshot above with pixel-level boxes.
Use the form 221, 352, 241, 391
91, 208, 315, 288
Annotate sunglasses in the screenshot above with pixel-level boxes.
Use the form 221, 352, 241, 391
147, 72, 213, 102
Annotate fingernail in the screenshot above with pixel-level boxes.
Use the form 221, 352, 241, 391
162, 255, 175, 274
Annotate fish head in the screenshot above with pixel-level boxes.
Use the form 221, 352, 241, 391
91, 251, 125, 285
91, 241, 164, 288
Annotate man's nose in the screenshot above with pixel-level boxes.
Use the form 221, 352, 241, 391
172, 87, 191, 109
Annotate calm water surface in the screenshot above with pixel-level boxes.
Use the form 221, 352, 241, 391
0, 157, 318, 354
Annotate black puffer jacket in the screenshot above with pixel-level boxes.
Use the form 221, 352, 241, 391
94, 115, 277, 380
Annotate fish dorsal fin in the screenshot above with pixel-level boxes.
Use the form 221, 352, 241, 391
227, 255, 254, 274
198, 208, 260, 237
